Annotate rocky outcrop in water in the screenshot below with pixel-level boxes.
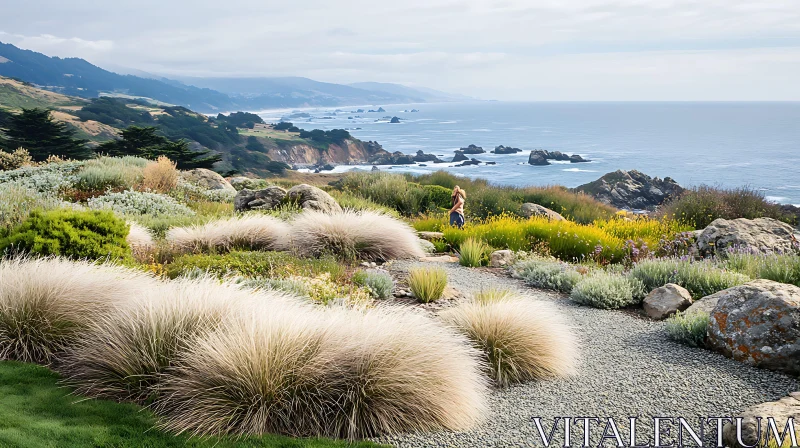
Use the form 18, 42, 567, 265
492, 145, 523, 154
574, 170, 684, 211
527, 150, 590, 165
459, 144, 485, 154
390, 116, 401, 123
528, 152, 550, 166
412, 150, 445, 163
452, 150, 469, 163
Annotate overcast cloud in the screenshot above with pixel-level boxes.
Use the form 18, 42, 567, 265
2, 0, 800, 100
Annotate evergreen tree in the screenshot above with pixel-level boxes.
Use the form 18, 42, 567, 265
98, 126, 222, 170
1, 108, 93, 161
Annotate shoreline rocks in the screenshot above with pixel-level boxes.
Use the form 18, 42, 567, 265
574, 170, 684, 211
492, 145, 523, 154
458, 144, 485, 155
527, 150, 591, 166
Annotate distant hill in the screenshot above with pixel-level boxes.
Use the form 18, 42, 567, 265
0, 42, 469, 113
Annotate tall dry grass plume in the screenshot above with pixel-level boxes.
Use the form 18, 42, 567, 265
290, 210, 425, 261
141, 156, 179, 193
0, 257, 157, 364
166, 215, 290, 254
440, 289, 579, 386
59, 277, 304, 403
156, 306, 487, 439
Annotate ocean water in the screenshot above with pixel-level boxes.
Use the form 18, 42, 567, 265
256, 102, 800, 205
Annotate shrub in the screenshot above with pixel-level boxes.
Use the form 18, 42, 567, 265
337, 171, 428, 216
172, 180, 236, 203
0, 162, 80, 194
723, 252, 800, 287
594, 217, 694, 251
664, 311, 709, 348
0, 183, 62, 231
629, 258, 749, 299
75, 156, 148, 192
328, 190, 400, 217
141, 156, 179, 193
510, 258, 585, 293
165, 251, 345, 282
659, 185, 795, 228
155, 307, 487, 439
290, 210, 425, 261
458, 237, 491, 267
517, 185, 616, 224
0, 147, 33, 171
60, 277, 301, 403
352, 270, 394, 299
412, 214, 447, 232
0, 209, 132, 262
88, 189, 195, 217
0, 257, 156, 364
569, 271, 645, 309
421, 184, 453, 209
166, 215, 289, 254
407, 266, 447, 303
440, 290, 578, 386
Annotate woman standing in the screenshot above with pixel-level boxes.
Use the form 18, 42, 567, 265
449, 186, 466, 229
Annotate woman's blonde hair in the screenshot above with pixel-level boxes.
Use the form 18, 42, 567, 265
452, 186, 466, 199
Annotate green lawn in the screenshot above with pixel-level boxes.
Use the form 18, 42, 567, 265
0, 361, 385, 448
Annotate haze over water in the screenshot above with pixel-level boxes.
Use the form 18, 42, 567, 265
257, 101, 800, 205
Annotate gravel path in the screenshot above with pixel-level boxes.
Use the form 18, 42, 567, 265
375, 261, 799, 448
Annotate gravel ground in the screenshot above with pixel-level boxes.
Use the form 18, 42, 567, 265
374, 260, 799, 448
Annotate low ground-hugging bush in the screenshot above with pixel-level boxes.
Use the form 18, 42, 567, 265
630, 258, 749, 299
88, 189, 195, 217
352, 270, 394, 299
510, 257, 586, 293
407, 266, 448, 303
440, 289, 578, 386
664, 311, 709, 348
0, 208, 132, 261
569, 271, 645, 309
167, 215, 289, 254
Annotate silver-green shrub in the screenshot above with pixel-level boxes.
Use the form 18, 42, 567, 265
0, 162, 81, 194
722, 252, 800, 287
511, 258, 584, 293
0, 184, 64, 231
629, 258, 749, 299
353, 270, 394, 299
88, 190, 195, 217
570, 271, 645, 309
665, 311, 709, 348
75, 156, 148, 191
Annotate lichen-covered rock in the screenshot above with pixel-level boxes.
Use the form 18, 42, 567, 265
707, 279, 800, 375
574, 170, 684, 211
489, 250, 515, 268
286, 184, 342, 214
181, 168, 235, 192
642, 283, 692, 320
722, 392, 800, 448
520, 203, 565, 221
233, 186, 287, 212
696, 217, 798, 255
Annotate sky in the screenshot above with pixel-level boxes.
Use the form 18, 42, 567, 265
2, 0, 800, 101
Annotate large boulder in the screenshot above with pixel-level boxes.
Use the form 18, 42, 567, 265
574, 170, 684, 211
642, 283, 692, 320
459, 144, 485, 155
707, 280, 800, 375
492, 145, 523, 154
181, 168, 235, 192
684, 289, 725, 315
234, 186, 287, 212
528, 152, 551, 166
696, 217, 798, 255
413, 150, 444, 163
286, 184, 342, 214
452, 150, 469, 163
722, 392, 800, 448
520, 203, 565, 221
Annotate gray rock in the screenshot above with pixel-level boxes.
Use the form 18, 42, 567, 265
722, 392, 800, 448
492, 145, 523, 154
452, 150, 469, 163
181, 168, 235, 192
459, 144, 485, 154
697, 217, 798, 255
528, 152, 550, 166
685, 290, 725, 315
489, 250, 515, 267
234, 186, 287, 212
286, 184, 342, 214
519, 203, 565, 221
708, 279, 800, 375
643, 283, 693, 320
574, 170, 684, 211
418, 231, 444, 241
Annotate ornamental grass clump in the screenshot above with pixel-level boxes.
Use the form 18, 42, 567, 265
166, 215, 290, 254
155, 306, 487, 439
723, 252, 800, 287
458, 237, 491, 267
59, 277, 303, 403
569, 271, 645, 309
290, 210, 425, 261
664, 311, 709, 348
75, 156, 148, 192
407, 266, 447, 303
510, 257, 585, 293
629, 258, 749, 299
0, 183, 62, 231
440, 289, 578, 387
0, 257, 157, 364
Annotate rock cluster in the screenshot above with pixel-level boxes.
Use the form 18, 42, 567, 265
574, 169, 684, 211
696, 217, 799, 255
707, 279, 800, 376
492, 145, 523, 154
527, 150, 590, 165
458, 144, 485, 154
